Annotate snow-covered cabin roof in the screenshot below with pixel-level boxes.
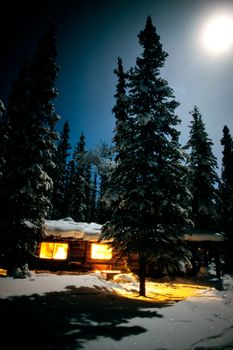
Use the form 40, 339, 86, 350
45, 218, 225, 243
45, 217, 104, 242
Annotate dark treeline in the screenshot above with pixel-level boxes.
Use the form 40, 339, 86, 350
49, 123, 112, 224
0, 18, 233, 283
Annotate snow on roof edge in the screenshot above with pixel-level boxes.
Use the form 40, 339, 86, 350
183, 233, 225, 242
44, 218, 225, 243
45, 218, 104, 242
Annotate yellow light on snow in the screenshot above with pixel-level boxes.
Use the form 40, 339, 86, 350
91, 243, 112, 260
112, 279, 211, 302
39, 242, 68, 260
0, 268, 7, 276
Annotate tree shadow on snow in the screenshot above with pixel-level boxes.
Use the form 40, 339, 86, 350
0, 285, 172, 349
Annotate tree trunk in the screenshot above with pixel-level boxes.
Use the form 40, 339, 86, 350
139, 255, 147, 297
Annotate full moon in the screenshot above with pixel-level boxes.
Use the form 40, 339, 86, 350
202, 14, 233, 55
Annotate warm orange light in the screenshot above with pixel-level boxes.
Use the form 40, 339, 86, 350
112, 279, 211, 302
91, 243, 112, 260
53, 244, 69, 259
0, 268, 7, 276
39, 242, 68, 260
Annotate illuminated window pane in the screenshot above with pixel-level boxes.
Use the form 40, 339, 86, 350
53, 243, 68, 260
91, 243, 112, 260
39, 242, 54, 259
39, 242, 68, 260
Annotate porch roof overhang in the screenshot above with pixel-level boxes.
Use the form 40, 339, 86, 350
183, 230, 225, 242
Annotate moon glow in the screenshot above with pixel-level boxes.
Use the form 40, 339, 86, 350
201, 14, 233, 55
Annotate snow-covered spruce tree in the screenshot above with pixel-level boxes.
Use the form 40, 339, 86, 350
112, 57, 130, 162
1, 23, 59, 276
94, 60, 129, 224
103, 17, 192, 296
63, 156, 76, 218
184, 106, 219, 230
89, 171, 98, 222
92, 142, 115, 224
31, 22, 60, 184
98, 172, 110, 224
66, 132, 87, 222
221, 125, 233, 188
220, 125, 233, 267
50, 120, 71, 219
83, 161, 93, 222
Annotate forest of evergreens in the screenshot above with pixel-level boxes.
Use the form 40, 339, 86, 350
0, 18, 232, 290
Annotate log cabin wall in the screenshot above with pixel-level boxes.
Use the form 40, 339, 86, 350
37, 238, 139, 273
36, 232, 225, 277
73, 241, 126, 271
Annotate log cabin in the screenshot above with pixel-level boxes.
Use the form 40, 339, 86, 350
36, 218, 225, 278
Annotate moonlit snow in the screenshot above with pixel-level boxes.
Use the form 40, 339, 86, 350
0, 271, 233, 349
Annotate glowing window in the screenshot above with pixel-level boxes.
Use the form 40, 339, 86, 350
91, 243, 112, 260
39, 242, 68, 260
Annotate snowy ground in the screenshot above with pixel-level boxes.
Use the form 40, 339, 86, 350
0, 269, 233, 350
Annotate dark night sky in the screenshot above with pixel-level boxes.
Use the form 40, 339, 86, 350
1, 0, 233, 170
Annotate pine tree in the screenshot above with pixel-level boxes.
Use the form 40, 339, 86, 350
220, 125, 233, 267
103, 57, 132, 224
31, 22, 60, 182
221, 126, 233, 187
90, 171, 98, 222
103, 17, 192, 296
51, 120, 71, 219
84, 161, 92, 222
98, 172, 110, 224
112, 57, 130, 162
64, 157, 76, 218
92, 142, 115, 224
185, 106, 219, 230
1, 23, 59, 275
67, 133, 87, 221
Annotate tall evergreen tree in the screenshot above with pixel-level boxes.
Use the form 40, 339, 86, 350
185, 106, 219, 230
51, 120, 71, 219
64, 157, 76, 217
220, 125, 233, 267
1, 23, 59, 275
112, 57, 130, 162
90, 171, 98, 222
31, 22, 60, 181
83, 160, 92, 221
92, 142, 115, 224
67, 132, 87, 221
98, 172, 110, 224
103, 17, 192, 296
221, 126, 233, 187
